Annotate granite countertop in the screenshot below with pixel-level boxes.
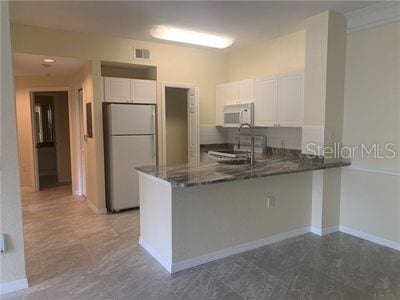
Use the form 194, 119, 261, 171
136, 153, 351, 188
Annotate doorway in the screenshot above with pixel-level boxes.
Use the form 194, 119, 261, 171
162, 83, 199, 165
165, 87, 188, 165
32, 91, 72, 190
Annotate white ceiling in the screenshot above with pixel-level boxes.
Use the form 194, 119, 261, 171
10, 1, 379, 50
13, 53, 85, 76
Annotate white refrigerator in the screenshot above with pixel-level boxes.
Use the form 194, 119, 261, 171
104, 103, 156, 211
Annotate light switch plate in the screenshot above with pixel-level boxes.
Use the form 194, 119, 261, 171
0, 233, 5, 253
266, 196, 275, 208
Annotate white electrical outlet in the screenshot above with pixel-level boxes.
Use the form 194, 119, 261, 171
266, 196, 275, 208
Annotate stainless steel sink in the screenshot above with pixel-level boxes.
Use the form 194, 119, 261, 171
208, 150, 251, 164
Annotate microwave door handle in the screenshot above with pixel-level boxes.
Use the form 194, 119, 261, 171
239, 110, 244, 124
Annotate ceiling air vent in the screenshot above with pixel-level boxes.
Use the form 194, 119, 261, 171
134, 48, 151, 60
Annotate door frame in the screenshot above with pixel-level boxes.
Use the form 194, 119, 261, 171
28, 87, 74, 192
161, 82, 200, 165
76, 87, 87, 197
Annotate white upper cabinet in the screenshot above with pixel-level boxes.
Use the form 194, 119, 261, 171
254, 75, 278, 127
277, 71, 304, 127
215, 85, 225, 126
131, 79, 156, 104
224, 82, 240, 105
215, 71, 303, 127
216, 79, 254, 106
215, 79, 255, 125
103, 77, 156, 104
104, 77, 131, 103
239, 79, 255, 103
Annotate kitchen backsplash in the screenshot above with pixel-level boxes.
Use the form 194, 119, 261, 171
200, 125, 302, 150
199, 125, 228, 144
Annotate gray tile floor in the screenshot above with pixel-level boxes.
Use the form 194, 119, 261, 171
4, 185, 400, 299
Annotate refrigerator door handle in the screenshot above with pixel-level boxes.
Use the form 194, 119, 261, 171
153, 135, 157, 163
151, 105, 156, 134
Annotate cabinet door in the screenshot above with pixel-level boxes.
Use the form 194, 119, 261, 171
131, 79, 156, 104
239, 79, 255, 103
224, 82, 240, 105
277, 71, 304, 127
254, 76, 278, 127
215, 85, 225, 126
103, 77, 131, 103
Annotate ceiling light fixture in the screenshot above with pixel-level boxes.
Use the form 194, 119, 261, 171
42, 58, 56, 63
150, 25, 234, 49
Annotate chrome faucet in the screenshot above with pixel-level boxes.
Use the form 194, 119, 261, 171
238, 123, 255, 165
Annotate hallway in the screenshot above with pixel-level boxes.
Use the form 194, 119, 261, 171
4, 186, 400, 299
8, 185, 156, 299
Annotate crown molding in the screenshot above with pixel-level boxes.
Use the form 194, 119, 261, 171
345, 1, 400, 32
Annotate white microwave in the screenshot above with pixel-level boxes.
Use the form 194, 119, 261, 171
223, 103, 254, 127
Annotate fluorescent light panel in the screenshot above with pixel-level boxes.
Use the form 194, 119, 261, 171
43, 58, 56, 63
151, 25, 233, 49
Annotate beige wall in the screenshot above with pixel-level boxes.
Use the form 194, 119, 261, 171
166, 87, 188, 165
324, 12, 347, 156
342, 22, 400, 171
0, 0, 27, 287
226, 30, 306, 81
303, 11, 347, 233
172, 173, 312, 262
340, 22, 400, 244
302, 11, 329, 127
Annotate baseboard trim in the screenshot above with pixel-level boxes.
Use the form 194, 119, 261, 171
139, 237, 172, 273
345, 165, 400, 176
339, 226, 400, 251
86, 199, 107, 214
310, 226, 339, 236
140, 225, 399, 274
171, 227, 310, 273
141, 227, 310, 273
0, 278, 28, 295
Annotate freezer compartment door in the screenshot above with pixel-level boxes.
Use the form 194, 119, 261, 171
108, 135, 156, 210
109, 104, 155, 135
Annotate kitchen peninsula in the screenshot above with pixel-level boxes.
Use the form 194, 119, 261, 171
136, 154, 350, 273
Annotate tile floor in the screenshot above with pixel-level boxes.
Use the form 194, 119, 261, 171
4, 185, 400, 299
